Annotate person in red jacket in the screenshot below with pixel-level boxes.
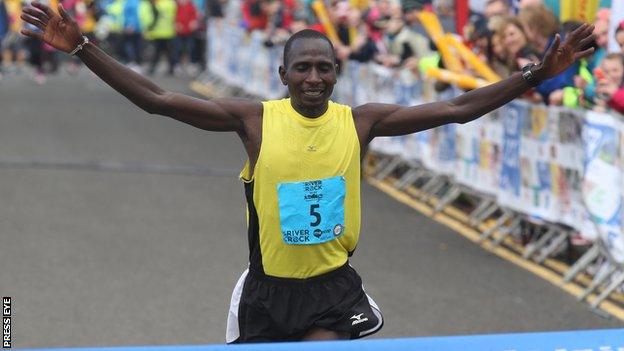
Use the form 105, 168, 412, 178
241, 0, 268, 32
173, 0, 198, 75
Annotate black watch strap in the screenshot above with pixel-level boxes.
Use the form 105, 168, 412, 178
522, 63, 539, 87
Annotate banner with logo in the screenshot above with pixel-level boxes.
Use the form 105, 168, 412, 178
455, 111, 502, 196
582, 112, 624, 262
208, 22, 287, 100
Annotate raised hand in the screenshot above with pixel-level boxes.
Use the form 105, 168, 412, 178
20, 1, 83, 54
537, 23, 596, 80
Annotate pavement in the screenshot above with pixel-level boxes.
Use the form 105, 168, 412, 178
0, 68, 621, 349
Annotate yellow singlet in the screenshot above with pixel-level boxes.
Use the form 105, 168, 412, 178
240, 98, 361, 279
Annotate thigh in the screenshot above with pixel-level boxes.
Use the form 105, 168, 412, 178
302, 328, 350, 341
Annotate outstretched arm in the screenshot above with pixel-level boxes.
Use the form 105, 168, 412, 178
20, 2, 258, 133
354, 24, 595, 141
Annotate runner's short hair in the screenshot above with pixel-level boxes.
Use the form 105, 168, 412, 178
283, 29, 336, 67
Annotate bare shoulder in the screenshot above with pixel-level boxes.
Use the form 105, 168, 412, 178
213, 97, 263, 121
351, 102, 403, 146
352, 102, 403, 127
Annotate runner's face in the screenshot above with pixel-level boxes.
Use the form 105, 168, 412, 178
280, 38, 337, 116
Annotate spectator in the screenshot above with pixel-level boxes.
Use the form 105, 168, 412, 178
487, 28, 511, 78
363, 0, 393, 52
120, 0, 148, 70
484, 0, 510, 20
104, 0, 125, 60
262, 0, 298, 47
556, 21, 597, 107
2, 0, 27, 74
332, 1, 377, 63
591, 8, 609, 67
594, 53, 624, 112
499, 17, 539, 71
374, 0, 431, 70
567, 14, 610, 106
433, 0, 454, 33
146, 0, 177, 75
173, 0, 199, 75
519, 4, 577, 104
241, 0, 268, 32
0, 0, 8, 79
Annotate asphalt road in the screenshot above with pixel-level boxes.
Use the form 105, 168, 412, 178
0, 69, 621, 349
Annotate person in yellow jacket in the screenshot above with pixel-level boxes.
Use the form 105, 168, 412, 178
2, 0, 27, 73
104, 0, 124, 59
21, 1, 595, 343
145, 0, 176, 75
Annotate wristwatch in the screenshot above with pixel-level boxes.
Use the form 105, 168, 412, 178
69, 36, 90, 56
521, 62, 540, 87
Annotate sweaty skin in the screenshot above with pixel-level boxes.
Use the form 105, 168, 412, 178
20, 0, 596, 341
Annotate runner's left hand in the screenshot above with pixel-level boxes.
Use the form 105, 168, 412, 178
535, 23, 595, 81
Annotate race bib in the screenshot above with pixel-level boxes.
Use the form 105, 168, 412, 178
277, 176, 346, 245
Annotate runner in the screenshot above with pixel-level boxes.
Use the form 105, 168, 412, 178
20, 1, 595, 343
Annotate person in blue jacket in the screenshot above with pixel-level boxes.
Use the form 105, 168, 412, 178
0, 0, 9, 78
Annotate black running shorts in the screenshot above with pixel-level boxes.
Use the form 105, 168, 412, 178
226, 262, 383, 343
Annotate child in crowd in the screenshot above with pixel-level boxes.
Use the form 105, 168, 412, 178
594, 53, 624, 113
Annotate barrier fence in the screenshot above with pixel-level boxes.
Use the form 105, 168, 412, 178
205, 14, 624, 311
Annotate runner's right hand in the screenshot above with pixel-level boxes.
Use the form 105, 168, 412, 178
20, 2, 83, 54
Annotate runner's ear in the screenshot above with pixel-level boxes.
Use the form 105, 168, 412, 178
279, 66, 287, 86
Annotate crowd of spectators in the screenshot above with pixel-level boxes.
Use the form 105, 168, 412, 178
2, 0, 623, 115
0, 0, 224, 83
238, 0, 624, 114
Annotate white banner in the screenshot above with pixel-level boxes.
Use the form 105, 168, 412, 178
582, 112, 624, 262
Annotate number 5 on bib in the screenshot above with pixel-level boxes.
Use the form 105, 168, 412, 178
277, 176, 346, 245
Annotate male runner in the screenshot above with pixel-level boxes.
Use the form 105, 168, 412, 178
20, 1, 595, 343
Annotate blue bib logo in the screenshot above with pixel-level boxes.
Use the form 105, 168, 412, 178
277, 176, 346, 245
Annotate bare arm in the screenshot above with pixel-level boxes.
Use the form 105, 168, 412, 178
21, 1, 258, 133
354, 24, 596, 141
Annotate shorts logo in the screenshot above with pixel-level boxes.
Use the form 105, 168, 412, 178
333, 224, 343, 237
350, 313, 368, 326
